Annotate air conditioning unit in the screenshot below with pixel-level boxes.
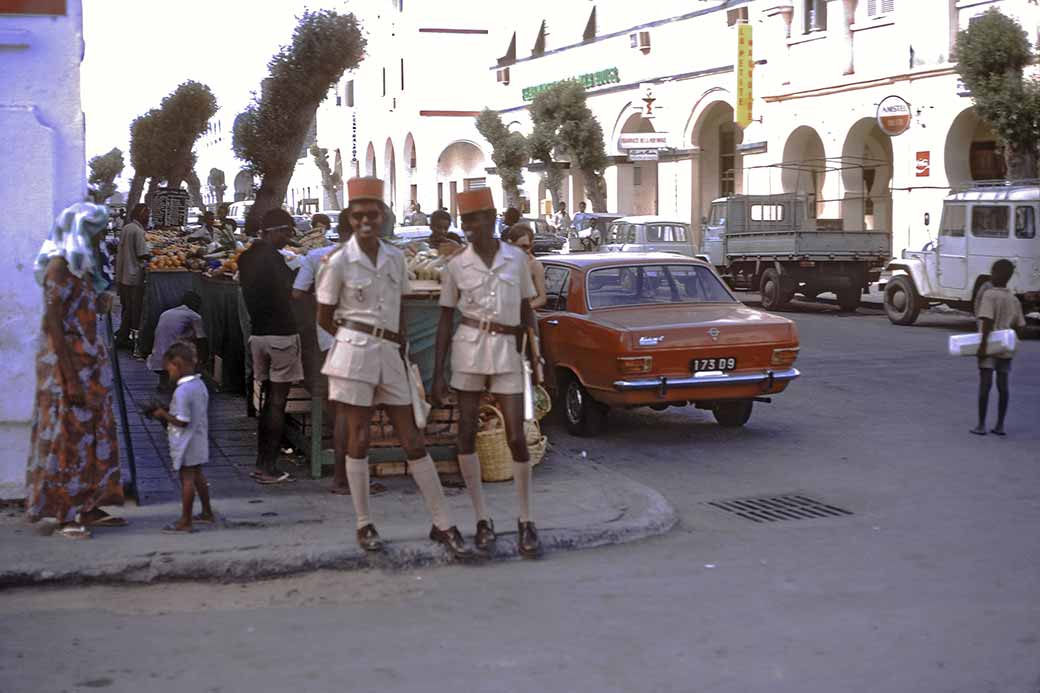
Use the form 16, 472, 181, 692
496, 67, 510, 85
630, 30, 651, 54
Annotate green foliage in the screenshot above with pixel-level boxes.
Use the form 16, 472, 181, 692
956, 9, 1040, 178
475, 109, 528, 207
128, 81, 217, 187
529, 81, 610, 210
234, 10, 365, 179
128, 109, 165, 180
87, 147, 124, 203
956, 9, 1032, 85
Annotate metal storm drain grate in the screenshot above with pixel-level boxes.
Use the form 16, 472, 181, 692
707, 494, 853, 523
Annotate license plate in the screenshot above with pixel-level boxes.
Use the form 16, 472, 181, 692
692, 357, 737, 372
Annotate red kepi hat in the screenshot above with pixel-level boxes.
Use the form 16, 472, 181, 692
347, 177, 384, 203
456, 188, 495, 216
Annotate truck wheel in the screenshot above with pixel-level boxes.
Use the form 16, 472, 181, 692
559, 374, 608, 437
760, 269, 787, 311
713, 400, 753, 427
836, 287, 861, 312
883, 276, 920, 325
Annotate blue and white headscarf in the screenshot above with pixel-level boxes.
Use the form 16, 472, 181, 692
34, 202, 111, 292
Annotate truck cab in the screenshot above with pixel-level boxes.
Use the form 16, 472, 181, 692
881, 181, 1040, 325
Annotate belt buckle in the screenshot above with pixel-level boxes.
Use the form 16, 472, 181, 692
371, 326, 385, 340
478, 317, 492, 334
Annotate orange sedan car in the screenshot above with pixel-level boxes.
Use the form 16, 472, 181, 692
537, 254, 800, 436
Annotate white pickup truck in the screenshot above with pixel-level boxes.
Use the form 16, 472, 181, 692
879, 180, 1040, 325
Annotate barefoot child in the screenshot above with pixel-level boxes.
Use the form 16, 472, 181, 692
147, 342, 215, 532
972, 259, 1027, 437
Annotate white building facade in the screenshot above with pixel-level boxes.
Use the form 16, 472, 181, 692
291, 0, 1038, 258
0, 1, 88, 498
297, 0, 499, 220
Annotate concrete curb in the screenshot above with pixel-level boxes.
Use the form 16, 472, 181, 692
0, 471, 677, 588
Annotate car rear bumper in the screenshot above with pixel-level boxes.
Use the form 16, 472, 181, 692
613, 368, 800, 393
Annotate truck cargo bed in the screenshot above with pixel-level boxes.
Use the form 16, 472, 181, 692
724, 230, 890, 259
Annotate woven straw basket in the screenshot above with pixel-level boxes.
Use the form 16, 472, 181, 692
475, 404, 549, 482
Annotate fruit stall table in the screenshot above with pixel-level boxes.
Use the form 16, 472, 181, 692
250, 281, 462, 478
135, 269, 247, 393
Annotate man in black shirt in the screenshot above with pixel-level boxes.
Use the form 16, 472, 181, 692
239, 208, 303, 484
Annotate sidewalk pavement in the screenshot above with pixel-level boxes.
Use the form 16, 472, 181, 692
0, 349, 676, 588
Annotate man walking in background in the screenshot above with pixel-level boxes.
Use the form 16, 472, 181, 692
239, 208, 303, 484
115, 203, 151, 349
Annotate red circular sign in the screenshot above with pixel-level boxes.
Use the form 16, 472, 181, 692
877, 95, 912, 136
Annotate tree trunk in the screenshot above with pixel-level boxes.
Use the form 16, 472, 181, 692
247, 166, 293, 236
1005, 144, 1039, 180
544, 164, 564, 211
127, 173, 146, 210
582, 169, 608, 212
185, 170, 205, 209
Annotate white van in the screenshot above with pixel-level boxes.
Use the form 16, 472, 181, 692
227, 200, 254, 228
881, 180, 1040, 324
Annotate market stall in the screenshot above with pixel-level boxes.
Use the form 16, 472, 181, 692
121, 228, 549, 480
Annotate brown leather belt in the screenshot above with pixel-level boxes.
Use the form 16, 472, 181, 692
335, 319, 404, 346
459, 316, 524, 336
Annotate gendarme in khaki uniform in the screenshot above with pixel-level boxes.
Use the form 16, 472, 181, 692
439, 241, 535, 395
317, 234, 411, 407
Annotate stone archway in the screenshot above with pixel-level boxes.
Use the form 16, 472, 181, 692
384, 138, 397, 211
691, 100, 741, 224
841, 118, 893, 232
781, 126, 827, 218
233, 169, 253, 202
404, 132, 417, 206
436, 141, 487, 218
365, 142, 377, 178
945, 107, 1006, 185
618, 112, 658, 215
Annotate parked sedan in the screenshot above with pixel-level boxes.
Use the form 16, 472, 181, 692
601, 216, 695, 256
537, 254, 800, 436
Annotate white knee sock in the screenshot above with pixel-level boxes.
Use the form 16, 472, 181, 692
457, 453, 489, 523
513, 461, 533, 523
409, 455, 451, 531
345, 456, 371, 529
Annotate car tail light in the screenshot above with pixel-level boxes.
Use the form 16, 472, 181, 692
771, 347, 799, 367
617, 356, 653, 374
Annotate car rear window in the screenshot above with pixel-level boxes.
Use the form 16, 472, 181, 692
587, 264, 735, 308
645, 224, 689, 243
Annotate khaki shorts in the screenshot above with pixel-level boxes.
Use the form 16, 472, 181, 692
328, 371, 412, 408
451, 370, 525, 395
249, 334, 304, 384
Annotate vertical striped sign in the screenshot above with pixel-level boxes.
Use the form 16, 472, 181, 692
736, 23, 754, 128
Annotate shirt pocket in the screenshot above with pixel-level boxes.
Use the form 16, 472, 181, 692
344, 276, 373, 307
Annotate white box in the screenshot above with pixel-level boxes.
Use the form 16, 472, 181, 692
948, 329, 1017, 357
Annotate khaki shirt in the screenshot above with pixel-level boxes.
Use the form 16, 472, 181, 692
115, 221, 149, 286
977, 286, 1026, 358
316, 236, 409, 384
439, 242, 536, 374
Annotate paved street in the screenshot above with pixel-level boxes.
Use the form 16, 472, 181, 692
3, 300, 1039, 693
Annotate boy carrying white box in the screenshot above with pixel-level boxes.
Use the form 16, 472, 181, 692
972, 259, 1027, 436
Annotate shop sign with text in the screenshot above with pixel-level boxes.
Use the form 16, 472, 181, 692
522, 67, 620, 101
877, 95, 912, 136
619, 132, 669, 149
628, 148, 660, 162
735, 23, 754, 128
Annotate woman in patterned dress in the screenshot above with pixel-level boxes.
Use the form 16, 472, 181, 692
26, 202, 126, 539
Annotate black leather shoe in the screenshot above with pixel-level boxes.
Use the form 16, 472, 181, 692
357, 523, 384, 552
429, 525, 475, 559
518, 520, 542, 559
475, 518, 496, 552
